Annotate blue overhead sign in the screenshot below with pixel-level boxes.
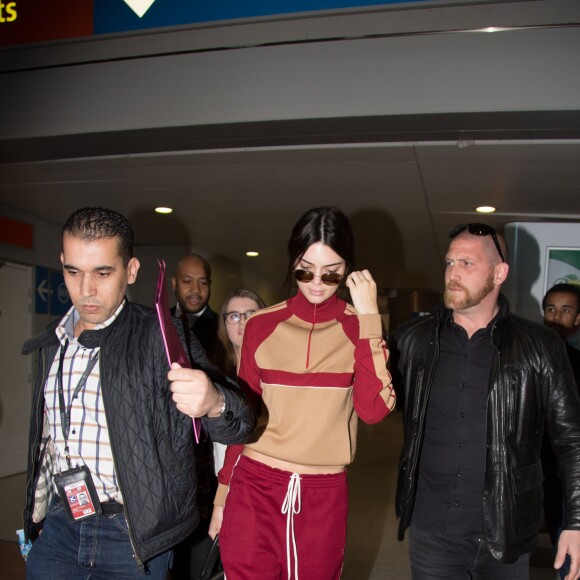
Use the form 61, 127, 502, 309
35, 266, 72, 317
5, 0, 430, 46
95, 0, 427, 35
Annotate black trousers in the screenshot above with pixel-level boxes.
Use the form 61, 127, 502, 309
409, 523, 530, 580
171, 519, 219, 580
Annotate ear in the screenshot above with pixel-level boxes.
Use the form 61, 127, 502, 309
574, 311, 580, 329
171, 275, 177, 291
127, 257, 140, 285
494, 262, 510, 286
60, 252, 64, 266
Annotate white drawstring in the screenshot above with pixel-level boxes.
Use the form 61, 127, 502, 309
281, 473, 302, 579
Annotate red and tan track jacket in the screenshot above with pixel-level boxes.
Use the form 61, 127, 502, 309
216, 291, 395, 504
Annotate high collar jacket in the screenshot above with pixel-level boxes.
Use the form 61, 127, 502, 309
394, 294, 580, 563
22, 300, 255, 566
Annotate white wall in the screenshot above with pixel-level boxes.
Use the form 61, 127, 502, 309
0, 206, 61, 270
503, 222, 580, 325
0, 207, 278, 321
0, 262, 32, 477
132, 244, 281, 311
3, 27, 579, 141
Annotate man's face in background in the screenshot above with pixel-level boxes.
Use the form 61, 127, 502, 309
543, 291, 580, 340
172, 256, 211, 314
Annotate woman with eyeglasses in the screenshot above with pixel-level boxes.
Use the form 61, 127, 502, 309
209, 290, 266, 481
212, 289, 267, 383
213, 206, 396, 580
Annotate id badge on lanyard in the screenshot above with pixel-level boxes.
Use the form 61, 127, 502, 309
54, 465, 103, 522
54, 340, 103, 522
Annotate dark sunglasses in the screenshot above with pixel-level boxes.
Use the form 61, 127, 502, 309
449, 223, 505, 263
294, 269, 343, 286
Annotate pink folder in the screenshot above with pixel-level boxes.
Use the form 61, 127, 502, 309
155, 259, 200, 443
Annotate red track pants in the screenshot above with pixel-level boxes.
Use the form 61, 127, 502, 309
220, 455, 348, 580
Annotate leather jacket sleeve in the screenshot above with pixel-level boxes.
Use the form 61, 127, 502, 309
544, 335, 580, 530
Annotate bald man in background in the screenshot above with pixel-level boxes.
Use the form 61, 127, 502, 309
171, 253, 219, 358
170, 253, 220, 580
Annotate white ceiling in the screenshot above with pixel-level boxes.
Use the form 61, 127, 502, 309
1, 138, 580, 294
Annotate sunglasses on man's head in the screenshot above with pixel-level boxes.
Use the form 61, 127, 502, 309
449, 223, 505, 263
294, 269, 343, 286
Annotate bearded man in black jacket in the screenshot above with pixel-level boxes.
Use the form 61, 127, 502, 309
22, 207, 254, 579
395, 224, 580, 580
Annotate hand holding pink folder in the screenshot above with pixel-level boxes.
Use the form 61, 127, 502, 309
155, 259, 201, 443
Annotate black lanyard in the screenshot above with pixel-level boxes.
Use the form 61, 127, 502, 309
57, 339, 100, 469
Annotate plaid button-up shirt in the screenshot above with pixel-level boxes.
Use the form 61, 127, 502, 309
45, 302, 125, 503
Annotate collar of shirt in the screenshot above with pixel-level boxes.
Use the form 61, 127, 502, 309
175, 303, 206, 323
55, 300, 126, 348
443, 307, 500, 337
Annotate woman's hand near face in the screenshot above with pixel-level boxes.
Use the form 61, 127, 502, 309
346, 270, 379, 315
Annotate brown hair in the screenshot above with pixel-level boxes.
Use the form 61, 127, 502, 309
211, 289, 266, 379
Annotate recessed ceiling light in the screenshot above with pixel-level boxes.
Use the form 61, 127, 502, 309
155, 207, 173, 214
476, 27, 514, 33
246, 251, 259, 257
476, 206, 496, 214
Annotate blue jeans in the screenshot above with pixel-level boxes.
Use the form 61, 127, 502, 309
26, 499, 172, 579
409, 523, 530, 580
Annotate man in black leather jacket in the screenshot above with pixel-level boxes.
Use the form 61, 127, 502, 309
394, 223, 580, 579
541, 283, 580, 579
22, 207, 255, 578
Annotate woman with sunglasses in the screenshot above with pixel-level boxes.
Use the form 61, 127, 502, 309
213, 206, 396, 580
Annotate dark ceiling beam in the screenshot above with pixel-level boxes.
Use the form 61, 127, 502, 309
1, 110, 580, 163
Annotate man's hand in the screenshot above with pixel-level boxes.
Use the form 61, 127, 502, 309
208, 505, 224, 540
555, 529, 580, 580
345, 269, 379, 315
168, 362, 224, 418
